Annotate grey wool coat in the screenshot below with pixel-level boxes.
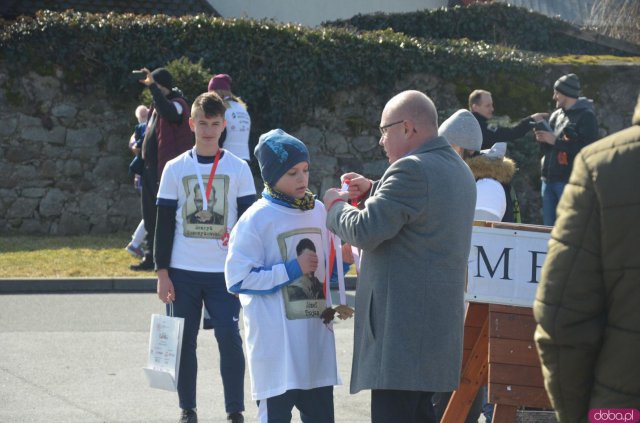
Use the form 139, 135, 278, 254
327, 136, 477, 394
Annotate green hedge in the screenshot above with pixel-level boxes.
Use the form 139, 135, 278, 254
1, 9, 541, 131
323, 3, 625, 56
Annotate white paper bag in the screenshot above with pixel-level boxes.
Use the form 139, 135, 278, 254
143, 313, 184, 391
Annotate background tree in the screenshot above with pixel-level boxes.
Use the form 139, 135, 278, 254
589, 0, 640, 44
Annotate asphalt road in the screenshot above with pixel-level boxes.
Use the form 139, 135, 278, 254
0, 290, 370, 423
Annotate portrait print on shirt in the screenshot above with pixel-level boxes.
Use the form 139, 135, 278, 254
182, 175, 228, 239
278, 228, 326, 320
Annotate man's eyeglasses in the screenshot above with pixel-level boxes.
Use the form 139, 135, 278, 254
379, 120, 404, 137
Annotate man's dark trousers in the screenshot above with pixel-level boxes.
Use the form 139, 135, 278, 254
371, 389, 436, 423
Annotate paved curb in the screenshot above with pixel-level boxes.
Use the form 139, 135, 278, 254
0, 277, 157, 293
0, 276, 358, 294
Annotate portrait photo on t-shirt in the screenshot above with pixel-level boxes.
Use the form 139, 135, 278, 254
277, 228, 326, 320
182, 175, 228, 239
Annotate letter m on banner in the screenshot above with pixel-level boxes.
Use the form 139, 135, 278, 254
474, 246, 513, 280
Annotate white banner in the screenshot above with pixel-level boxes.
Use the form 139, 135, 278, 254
465, 225, 551, 307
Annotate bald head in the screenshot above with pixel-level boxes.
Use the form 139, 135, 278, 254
379, 90, 439, 163
382, 90, 438, 144
385, 90, 438, 130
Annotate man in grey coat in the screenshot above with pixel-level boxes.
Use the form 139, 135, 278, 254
323, 90, 477, 422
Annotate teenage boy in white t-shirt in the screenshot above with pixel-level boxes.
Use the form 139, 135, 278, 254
225, 129, 350, 423
155, 92, 256, 423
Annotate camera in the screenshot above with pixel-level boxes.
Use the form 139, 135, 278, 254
533, 120, 552, 132
131, 70, 146, 80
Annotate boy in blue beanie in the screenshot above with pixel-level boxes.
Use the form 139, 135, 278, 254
225, 129, 348, 422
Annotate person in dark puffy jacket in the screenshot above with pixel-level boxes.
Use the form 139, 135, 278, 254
534, 73, 599, 226
534, 94, 640, 422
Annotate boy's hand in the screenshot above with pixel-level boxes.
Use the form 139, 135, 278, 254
341, 172, 372, 200
297, 249, 318, 274
157, 269, 175, 304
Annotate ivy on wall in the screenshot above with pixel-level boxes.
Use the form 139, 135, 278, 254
1, 9, 542, 133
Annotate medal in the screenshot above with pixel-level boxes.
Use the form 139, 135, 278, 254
321, 231, 354, 326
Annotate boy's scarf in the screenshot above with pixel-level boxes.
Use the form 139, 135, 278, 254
262, 184, 316, 211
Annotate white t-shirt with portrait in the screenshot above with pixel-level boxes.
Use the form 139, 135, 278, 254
225, 198, 340, 400
157, 149, 255, 272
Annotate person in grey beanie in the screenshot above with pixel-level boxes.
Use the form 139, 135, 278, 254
534, 73, 599, 226
440, 109, 520, 223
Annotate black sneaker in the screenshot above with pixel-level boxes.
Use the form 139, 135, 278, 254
227, 412, 244, 423
179, 409, 198, 423
129, 257, 154, 271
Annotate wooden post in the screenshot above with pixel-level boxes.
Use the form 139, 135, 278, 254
442, 303, 552, 423
487, 305, 551, 409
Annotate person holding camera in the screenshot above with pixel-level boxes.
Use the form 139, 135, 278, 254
131, 67, 194, 271
534, 73, 599, 226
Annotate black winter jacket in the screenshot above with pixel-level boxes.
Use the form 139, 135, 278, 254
541, 98, 599, 183
472, 112, 532, 150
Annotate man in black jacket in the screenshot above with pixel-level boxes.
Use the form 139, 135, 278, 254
534, 73, 599, 226
469, 89, 548, 150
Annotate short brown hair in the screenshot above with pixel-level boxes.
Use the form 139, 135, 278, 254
191, 91, 227, 118
468, 89, 491, 109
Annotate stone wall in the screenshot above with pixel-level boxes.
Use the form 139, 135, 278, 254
0, 71, 137, 235
1, 64, 639, 235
